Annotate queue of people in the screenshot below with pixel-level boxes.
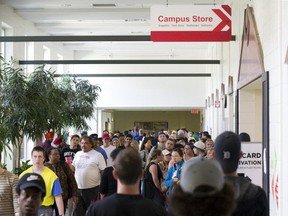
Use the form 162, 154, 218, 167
0, 129, 268, 216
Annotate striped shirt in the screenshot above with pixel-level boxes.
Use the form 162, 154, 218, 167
0, 169, 19, 215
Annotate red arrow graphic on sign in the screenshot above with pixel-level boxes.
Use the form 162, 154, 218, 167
212, 9, 231, 32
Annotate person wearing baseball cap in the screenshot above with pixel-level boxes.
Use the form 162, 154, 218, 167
193, 141, 206, 157
16, 173, 46, 216
168, 157, 236, 216
214, 131, 268, 216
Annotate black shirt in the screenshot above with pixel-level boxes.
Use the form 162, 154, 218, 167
86, 193, 167, 216
99, 166, 117, 197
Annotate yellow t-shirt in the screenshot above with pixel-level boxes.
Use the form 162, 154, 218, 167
20, 167, 62, 206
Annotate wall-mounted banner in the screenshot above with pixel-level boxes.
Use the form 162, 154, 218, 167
237, 142, 263, 187
150, 5, 231, 42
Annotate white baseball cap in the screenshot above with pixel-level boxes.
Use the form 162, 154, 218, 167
180, 157, 224, 196
193, 141, 205, 150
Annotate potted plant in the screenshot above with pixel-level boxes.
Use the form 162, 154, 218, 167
0, 56, 101, 167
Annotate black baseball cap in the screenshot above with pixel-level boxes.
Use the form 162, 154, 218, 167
17, 173, 46, 196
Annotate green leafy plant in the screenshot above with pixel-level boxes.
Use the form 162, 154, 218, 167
13, 160, 32, 176
0, 162, 7, 170
0, 56, 101, 167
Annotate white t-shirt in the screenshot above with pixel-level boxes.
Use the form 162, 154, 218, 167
100, 145, 116, 167
73, 149, 106, 189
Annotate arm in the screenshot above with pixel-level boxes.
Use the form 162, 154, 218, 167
11, 175, 20, 215
149, 164, 162, 191
63, 163, 78, 203
99, 168, 109, 195
98, 153, 107, 173
54, 194, 64, 215
164, 166, 174, 187
52, 178, 64, 215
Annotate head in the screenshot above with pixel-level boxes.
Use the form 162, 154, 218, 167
70, 134, 80, 149
184, 143, 194, 157
177, 129, 185, 139
47, 148, 61, 164
53, 137, 63, 148
80, 135, 94, 152
188, 137, 196, 144
110, 148, 123, 164
214, 131, 241, 174
118, 133, 125, 146
90, 133, 99, 148
31, 146, 46, 168
172, 148, 184, 164
165, 138, 175, 151
125, 134, 133, 148
205, 139, 214, 150
130, 140, 140, 152
239, 132, 251, 142
112, 137, 120, 148
158, 132, 167, 143
113, 148, 142, 185
16, 173, 46, 215
162, 149, 172, 162
102, 133, 110, 147
140, 137, 153, 151
169, 157, 236, 216
193, 141, 206, 156
149, 149, 163, 162
207, 148, 215, 160
139, 129, 144, 136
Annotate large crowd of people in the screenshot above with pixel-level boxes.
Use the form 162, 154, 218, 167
0, 128, 268, 216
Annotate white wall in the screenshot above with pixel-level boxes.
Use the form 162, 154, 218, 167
210, 0, 287, 215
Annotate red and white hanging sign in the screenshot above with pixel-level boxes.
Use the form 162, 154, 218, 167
150, 5, 231, 42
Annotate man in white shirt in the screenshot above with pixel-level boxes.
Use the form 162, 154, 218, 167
101, 133, 116, 167
72, 135, 106, 215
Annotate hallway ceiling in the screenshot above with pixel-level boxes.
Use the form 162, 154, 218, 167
0, 0, 226, 59
0, 0, 230, 112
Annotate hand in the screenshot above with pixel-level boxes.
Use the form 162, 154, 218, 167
173, 177, 179, 183
72, 196, 78, 203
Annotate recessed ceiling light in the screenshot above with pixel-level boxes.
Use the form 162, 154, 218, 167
92, 4, 116, 7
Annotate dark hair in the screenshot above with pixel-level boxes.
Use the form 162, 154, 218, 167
174, 143, 184, 150
118, 133, 125, 138
47, 147, 60, 156
70, 134, 80, 141
81, 131, 88, 136
31, 146, 46, 159
239, 132, 251, 142
169, 183, 236, 216
172, 148, 184, 157
140, 137, 152, 151
81, 135, 94, 147
110, 148, 123, 160
114, 148, 142, 185
125, 134, 133, 139
89, 133, 98, 140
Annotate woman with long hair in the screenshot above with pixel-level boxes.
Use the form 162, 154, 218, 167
139, 137, 153, 168
144, 149, 165, 207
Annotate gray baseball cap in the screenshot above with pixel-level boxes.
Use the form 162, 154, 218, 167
180, 157, 224, 196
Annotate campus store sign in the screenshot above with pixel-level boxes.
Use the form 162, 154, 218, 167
237, 142, 262, 187
150, 5, 231, 42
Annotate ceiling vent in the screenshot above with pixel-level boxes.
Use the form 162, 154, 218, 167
92, 4, 116, 7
